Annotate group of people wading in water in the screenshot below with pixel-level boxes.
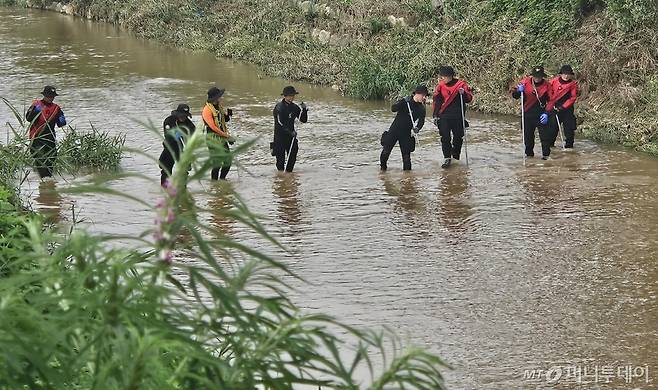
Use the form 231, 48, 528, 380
380, 64, 579, 170
24, 64, 578, 183
157, 85, 308, 185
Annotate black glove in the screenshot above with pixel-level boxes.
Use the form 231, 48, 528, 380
412, 127, 420, 134
291, 130, 298, 138
433, 117, 440, 127
227, 109, 233, 117
300, 102, 307, 111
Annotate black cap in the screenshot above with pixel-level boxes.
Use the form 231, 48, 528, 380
559, 64, 574, 75
172, 103, 192, 118
413, 85, 429, 96
281, 86, 299, 96
207, 87, 225, 100
438, 66, 455, 77
41, 86, 58, 97
531, 66, 546, 78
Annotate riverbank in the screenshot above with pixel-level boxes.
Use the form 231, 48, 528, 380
3, 0, 657, 154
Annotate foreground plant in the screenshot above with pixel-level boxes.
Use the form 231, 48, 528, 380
0, 126, 448, 389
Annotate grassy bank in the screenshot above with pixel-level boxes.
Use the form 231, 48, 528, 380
5, 0, 658, 153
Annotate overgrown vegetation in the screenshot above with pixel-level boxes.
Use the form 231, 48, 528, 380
0, 184, 34, 277
0, 126, 449, 389
9, 0, 658, 151
1, 99, 125, 186
57, 124, 125, 173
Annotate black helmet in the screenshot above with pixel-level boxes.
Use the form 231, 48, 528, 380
413, 85, 429, 96
438, 66, 455, 77
41, 85, 58, 97
207, 87, 225, 101
172, 103, 192, 118
559, 64, 575, 75
281, 86, 299, 96
531, 66, 547, 78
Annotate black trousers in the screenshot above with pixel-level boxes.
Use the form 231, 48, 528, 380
158, 137, 181, 185
274, 135, 298, 172
207, 133, 232, 180
438, 117, 464, 159
30, 133, 57, 178
548, 111, 577, 150
522, 113, 554, 157
380, 129, 415, 170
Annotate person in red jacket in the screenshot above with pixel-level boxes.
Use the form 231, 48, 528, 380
546, 64, 579, 153
25, 86, 66, 179
512, 66, 550, 158
432, 66, 474, 168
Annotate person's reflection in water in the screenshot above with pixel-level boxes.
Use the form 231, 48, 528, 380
517, 169, 564, 216
35, 180, 63, 224
272, 173, 303, 231
207, 184, 236, 238
380, 172, 424, 222
437, 169, 473, 233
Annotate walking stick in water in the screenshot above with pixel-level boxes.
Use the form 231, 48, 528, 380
459, 92, 469, 168
556, 112, 566, 150
520, 92, 526, 160
288, 135, 296, 159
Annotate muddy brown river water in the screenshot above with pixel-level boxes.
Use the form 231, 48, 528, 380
1, 7, 656, 389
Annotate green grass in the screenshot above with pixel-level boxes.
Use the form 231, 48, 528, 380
57, 124, 126, 173
0, 125, 450, 389
0, 184, 34, 278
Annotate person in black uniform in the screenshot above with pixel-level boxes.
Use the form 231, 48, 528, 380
380, 85, 428, 171
158, 104, 195, 186
272, 86, 308, 172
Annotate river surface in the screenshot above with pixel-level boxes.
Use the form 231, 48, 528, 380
1, 8, 656, 389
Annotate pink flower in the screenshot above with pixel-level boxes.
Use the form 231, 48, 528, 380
159, 249, 173, 264
166, 209, 175, 223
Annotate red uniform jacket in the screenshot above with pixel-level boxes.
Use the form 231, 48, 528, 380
514, 76, 550, 113
432, 79, 473, 117
27, 99, 62, 139
546, 77, 578, 112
